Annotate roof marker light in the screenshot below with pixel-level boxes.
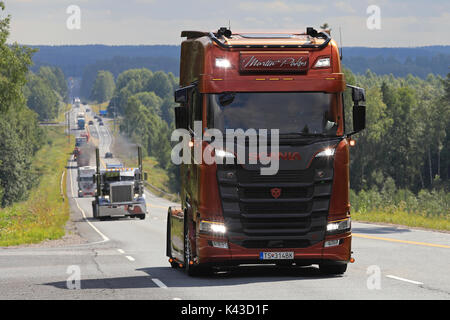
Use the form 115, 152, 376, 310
215, 58, 231, 68
314, 57, 330, 68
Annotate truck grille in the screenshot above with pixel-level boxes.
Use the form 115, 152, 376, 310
217, 158, 333, 249
110, 185, 133, 203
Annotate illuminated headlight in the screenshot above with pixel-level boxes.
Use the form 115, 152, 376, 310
314, 57, 330, 68
326, 218, 351, 234
315, 148, 335, 157
199, 220, 227, 235
215, 149, 235, 158
104, 195, 110, 200
215, 58, 231, 68
215, 149, 235, 164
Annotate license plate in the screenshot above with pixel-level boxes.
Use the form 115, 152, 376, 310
259, 251, 294, 260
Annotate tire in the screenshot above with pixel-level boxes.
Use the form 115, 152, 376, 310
138, 214, 145, 220
319, 263, 347, 275
184, 222, 210, 277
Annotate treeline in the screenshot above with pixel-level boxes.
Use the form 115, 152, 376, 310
24, 66, 67, 120
345, 68, 449, 216
31, 45, 180, 78
107, 68, 179, 191
0, 3, 42, 207
80, 56, 179, 100
343, 53, 450, 78
345, 69, 449, 192
0, 2, 67, 207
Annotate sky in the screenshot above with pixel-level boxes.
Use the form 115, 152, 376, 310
3, 0, 450, 47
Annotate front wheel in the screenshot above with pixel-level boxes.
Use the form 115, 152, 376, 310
184, 223, 211, 277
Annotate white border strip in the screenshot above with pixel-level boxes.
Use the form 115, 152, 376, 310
69, 161, 109, 243
386, 275, 423, 285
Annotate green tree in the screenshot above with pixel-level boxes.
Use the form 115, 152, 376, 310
0, 1, 43, 206
90, 70, 115, 103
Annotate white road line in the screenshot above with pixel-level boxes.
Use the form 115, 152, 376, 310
117, 249, 125, 254
152, 278, 168, 289
386, 275, 423, 285
69, 162, 109, 242
125, 255, 135, 261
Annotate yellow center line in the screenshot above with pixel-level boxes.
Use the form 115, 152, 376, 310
353, 233, 450, 249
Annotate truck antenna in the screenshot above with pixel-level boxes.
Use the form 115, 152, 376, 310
339, 26, 343, 61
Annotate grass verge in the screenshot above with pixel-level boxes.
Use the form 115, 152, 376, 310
0, 127, 72, 246
352, 209, 450, 231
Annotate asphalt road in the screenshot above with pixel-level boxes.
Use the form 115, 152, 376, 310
0, 105, 449, 300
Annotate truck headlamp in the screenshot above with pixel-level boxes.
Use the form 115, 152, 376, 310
215, 149, 235, 164
199, 220, 227, 235
215, 58, 231, 68
215, 149, 235, 159
326, 218, 351, 234
313, 57, 330, 68
315, 148, 335, 157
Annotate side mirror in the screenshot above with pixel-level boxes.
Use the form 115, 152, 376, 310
175, 87, 188, 103
353, 105, 366, 132
175, 106, 188, 130
346, 85, 366, 134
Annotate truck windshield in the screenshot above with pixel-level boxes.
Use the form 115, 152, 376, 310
207, 92, 339, 136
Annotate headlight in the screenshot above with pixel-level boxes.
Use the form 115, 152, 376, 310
326, 218, 351, 234
314, 57, 330, 68
215, 58, 231, 68
315, 148, 335, 157
199, 220, 227, 235
215, 149, 235, 164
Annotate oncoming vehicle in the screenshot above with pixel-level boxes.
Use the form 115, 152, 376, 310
77, 166, 96, 197
166, 27, 366, 276
92, 147, 148, 220
105, 152, 113, 159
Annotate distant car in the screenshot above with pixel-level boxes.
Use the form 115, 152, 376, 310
86, 108, 90, 112
99, 122, 104, 126
105, 152, 113, 159
88, 120, 94, 125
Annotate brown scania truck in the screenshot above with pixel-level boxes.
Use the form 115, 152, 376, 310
167, 27, 366, 276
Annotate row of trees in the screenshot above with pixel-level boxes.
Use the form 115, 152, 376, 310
0, 2, 44, 207
80, 56, 179, 100
106, 68, 179, 191
24, 66, 67, 120
344, 69, 449, 195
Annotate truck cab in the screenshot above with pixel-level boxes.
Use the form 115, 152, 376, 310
167, 27, 366, 276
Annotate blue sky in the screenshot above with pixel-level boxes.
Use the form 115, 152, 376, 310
4, 0, 450, 47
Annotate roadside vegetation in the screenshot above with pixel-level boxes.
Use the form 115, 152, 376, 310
0, 127, 72, 246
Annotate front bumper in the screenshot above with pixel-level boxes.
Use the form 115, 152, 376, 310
196, 232, 351, 266
98, 202, 147, 217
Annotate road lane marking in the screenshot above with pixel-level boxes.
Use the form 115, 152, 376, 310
69, 162, 109, 242
353, 233, 450, 249
386, 275, 423, 285
117, 249, 125, 254
125, 255, 135, 261
152, 278, 168, 289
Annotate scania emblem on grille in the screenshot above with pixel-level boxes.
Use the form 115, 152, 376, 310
270, 188, 282, 199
